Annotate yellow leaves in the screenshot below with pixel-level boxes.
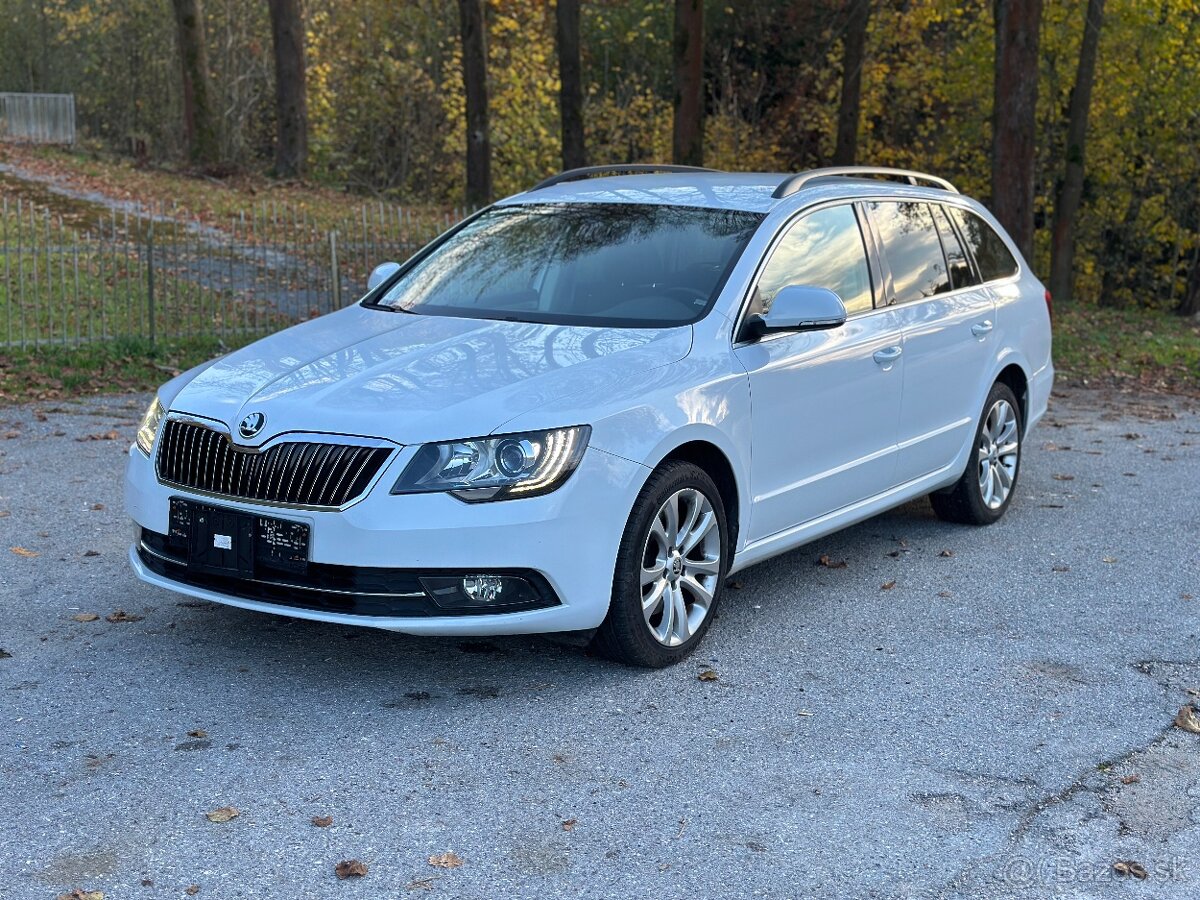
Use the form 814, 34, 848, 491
205, 806, 240, 823
427, 851, 463, 869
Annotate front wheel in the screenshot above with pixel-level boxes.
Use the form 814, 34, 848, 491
590, 461, 728, 668
930, 382, 1022, 525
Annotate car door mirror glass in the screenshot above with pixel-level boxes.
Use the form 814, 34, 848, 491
367, 261, 402, 292
748, 285, 848, 339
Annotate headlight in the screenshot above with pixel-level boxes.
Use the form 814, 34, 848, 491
391, 426, 591, 502
135, 397, 165, 456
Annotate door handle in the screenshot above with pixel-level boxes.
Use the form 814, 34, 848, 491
971, 320, 994, 338
873, 346, 903, 366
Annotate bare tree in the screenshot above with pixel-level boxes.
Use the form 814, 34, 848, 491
672, 0, 704, 167
1048, 0, 1104, 304
267, 0, 309, 178
459, 0, 492, 206
991, 0, 1044, 264
170, 0, 219, 165
556, 0, 586, 170
833, 0, 870, 166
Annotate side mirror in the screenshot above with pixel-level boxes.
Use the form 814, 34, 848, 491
367, 261, 402, 292
741, 285, 848, 341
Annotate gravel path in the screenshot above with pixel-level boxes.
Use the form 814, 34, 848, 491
1, 388, 1198, 899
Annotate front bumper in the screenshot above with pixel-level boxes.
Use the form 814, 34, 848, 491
125, 442, 648, 635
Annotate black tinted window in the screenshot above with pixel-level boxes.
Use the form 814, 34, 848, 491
868, 201, 950, 303
756, 205, 874, 314
932, 205, 977, 289
949, 208, 1019, 282
373, 203, 764, 327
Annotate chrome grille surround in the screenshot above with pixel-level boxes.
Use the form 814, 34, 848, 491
155, 415, 397, 510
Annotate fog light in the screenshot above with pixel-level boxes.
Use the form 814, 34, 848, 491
419, 574, 539, 610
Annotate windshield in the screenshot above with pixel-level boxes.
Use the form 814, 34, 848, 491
369, 203, 764, 327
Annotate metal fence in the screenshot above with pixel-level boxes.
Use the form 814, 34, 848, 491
0, 195, 466, 349
0, 93, 76, 145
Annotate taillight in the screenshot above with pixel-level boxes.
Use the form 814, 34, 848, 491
1044, 289, 1053, 319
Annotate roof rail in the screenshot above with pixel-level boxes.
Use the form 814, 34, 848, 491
772, 166, 959, 199
530, 164, 722, 192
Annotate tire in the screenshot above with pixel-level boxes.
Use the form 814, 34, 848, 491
930, 381, 1023, 526
590, 461, 729, 668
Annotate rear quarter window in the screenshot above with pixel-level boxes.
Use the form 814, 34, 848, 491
949, 208, 1019, 282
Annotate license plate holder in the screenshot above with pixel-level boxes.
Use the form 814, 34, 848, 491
170, 498, 310, 577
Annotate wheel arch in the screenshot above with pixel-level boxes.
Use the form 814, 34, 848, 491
994, 360, 1030, 428
652, 438, 743, 553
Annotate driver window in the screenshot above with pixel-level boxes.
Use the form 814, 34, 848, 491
755, 205, 874, 315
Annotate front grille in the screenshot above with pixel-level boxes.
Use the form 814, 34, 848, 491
156, 418, 393, 508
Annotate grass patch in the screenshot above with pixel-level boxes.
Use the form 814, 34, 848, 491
1053, 304, 1200, 395
0, 336, 251, 405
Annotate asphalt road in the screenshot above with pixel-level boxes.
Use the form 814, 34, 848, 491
1, 388, 1198, 900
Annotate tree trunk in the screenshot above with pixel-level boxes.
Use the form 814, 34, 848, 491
556, 0, 586, 171
1180, 245, 1200, 317
459, 0, 492, 206
672, 0, 704, 167
832, 0, 870, 166
170, 0, 219, 166
267, 0, 309, 178
1048, 0, 1104, 305
991, 0, 1044, 265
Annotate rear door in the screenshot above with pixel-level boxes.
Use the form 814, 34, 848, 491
734, 203, 905, 543
864, 200, 995, 484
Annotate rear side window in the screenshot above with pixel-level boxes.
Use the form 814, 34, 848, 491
932, 205, 978, 289
948, 208, 1019, 282
755, 205, 874, 315
867, 201, 950, 303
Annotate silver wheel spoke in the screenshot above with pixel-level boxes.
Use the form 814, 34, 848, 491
641, 563, 666, 587
680, 510, 715, 554
683, 555, 720, 577
643, 578, 666, 614
680, 573, 714, 609
670, 584, 691, 642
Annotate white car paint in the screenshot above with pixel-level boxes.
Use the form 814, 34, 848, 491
126, 171, 1053, 635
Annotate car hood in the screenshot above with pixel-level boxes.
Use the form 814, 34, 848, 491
169, 305, 692, 445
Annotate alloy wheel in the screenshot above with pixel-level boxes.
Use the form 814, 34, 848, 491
977, 398, 1019, 509
639, 487, 722, 646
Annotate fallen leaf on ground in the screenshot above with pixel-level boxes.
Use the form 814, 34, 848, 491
0, 510, 10, 518
76, 431, 121, 442
1121, 774, 1140, 785
9, 546, 38, 558
406, 878, 436, 891
90, 503, 105, 511
1182, 593, 1194, 600
937, 591, 952, 598
106, 609, 144, 623
1122, 432, 1141, 440
1052, 473, 1075, 481
335, 859, 368, 879
1052, 565, 1070, 573
1174, 705, 1200, 734
816, 554, 847, 569
205, 806, 240, 823
726, 579, 743, 589
881, 580, 896, 591
1102, 556, 1117, 564
83, 550, 101, 557
72, 613, 100, 622
938, 549, 954, 557
185, 887, 200, 896
311, 815, 333, 827
0, 649, 11, 659
697, 669, 719, 682
1112, 860, 1148, 879
562, 818, 577, 831
55, 891, 104, 900
427, 852, 463, 869
188, 729, 207, 739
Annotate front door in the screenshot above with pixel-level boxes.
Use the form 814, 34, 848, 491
734, 203, 904, 543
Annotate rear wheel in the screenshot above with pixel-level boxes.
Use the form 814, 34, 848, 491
591, 461, 728, 668
930, 382, 1022, 525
